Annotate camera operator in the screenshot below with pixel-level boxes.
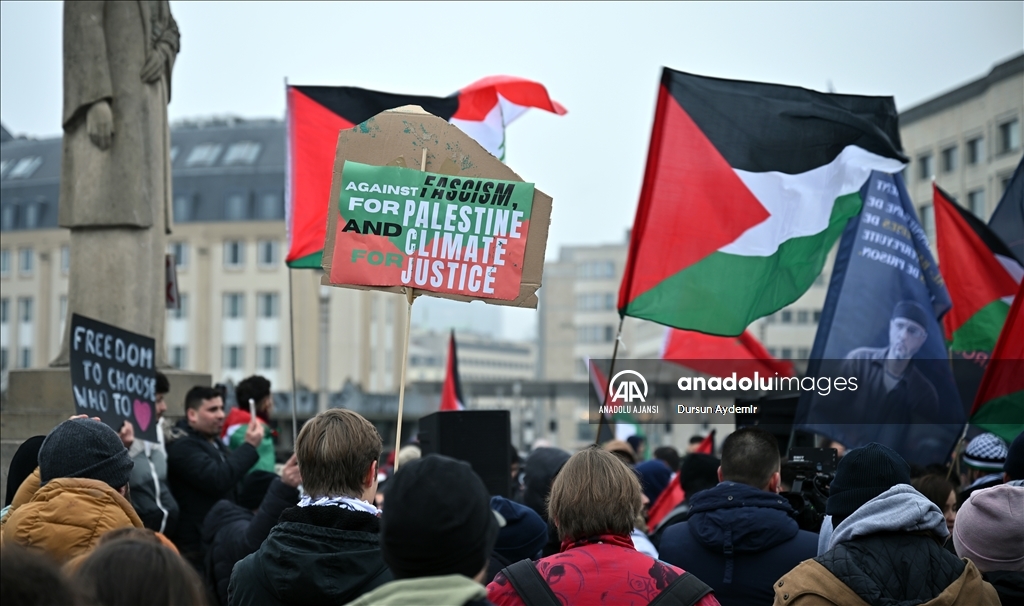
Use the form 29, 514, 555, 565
660, 427, 818, 606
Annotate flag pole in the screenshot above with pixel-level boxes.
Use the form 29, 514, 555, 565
393, 147, 428, 471
287, 267, 299, 446
595, 315, 626, 444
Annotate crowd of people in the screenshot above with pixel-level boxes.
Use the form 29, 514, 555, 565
0, 372, 1021, 605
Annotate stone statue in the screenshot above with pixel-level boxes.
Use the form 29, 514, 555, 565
54, 1, 179, 366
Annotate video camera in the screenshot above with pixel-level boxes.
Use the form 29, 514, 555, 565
780, 447, 837, 533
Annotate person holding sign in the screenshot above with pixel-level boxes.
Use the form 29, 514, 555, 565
123, 371, 179, 535
221, 375, 277, 474
167, 386, 262, 571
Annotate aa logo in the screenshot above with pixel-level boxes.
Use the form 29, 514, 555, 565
610, 370, 648, 403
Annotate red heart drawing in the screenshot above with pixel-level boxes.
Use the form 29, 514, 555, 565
134, 400, 152, 433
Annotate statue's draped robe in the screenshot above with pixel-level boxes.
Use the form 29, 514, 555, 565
56, 1, 179, 366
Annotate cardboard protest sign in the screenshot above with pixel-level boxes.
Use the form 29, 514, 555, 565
330, 162, 535, 300
70, 314, 158, 441
321, 106, 551, 308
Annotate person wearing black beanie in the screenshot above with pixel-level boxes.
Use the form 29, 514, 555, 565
347, 455, 499, 606
1002, 431, 1024, 484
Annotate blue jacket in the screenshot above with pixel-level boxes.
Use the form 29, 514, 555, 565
659, 481, 817, 606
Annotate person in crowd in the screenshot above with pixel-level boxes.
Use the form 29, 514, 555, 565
774, 443, 999, 605
64, 526, 181, 573
167, 386, 261, 569
1, 417, 142, 563
603, 438, 639, 466
348, 455, 500, 606
203, 455, 301, 606
228, 409, 391, 605
486, 496, 549, 584
952, 484, 1024, 604
912, 473, 958, 536
649, 453, 720, 548
73, 536, 209, 606
1, 543, 83, 605
519, 446, 571, 557
124, 370, 179, 534
1002, 431, 1023, 486
222, 375, 277, 473
654, 445, 681, 473
961, 432, 1009, 499
660, 427, 817, 606
3, 435, 44, 509
488, 447, 720, 606
628, 434, 648, 461
636, 458, 673, 505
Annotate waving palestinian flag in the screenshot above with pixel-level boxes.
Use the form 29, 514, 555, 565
286, 77, 565, 268
971, 279, 1024, 442
619, 68, 907, 336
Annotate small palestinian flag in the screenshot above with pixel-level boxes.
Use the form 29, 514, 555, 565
440, 331, 465, 411
285, 77, 565, 268
619, 68, 907, 336
661, 328, 794, 379
970, 279, 1024, 442
934, 184, 1023, 404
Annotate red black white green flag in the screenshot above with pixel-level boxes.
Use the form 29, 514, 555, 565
285, 77, 565, 268
970, 279, 1024, 442
439, 331, 465, 411
934, 184, 1023, 406
619, 68, 907, 336
661, 328, 794, 380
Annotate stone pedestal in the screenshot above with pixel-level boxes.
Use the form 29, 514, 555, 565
1, 367, 210, 498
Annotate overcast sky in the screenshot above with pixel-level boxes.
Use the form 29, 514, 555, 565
2, 1, 1021, 339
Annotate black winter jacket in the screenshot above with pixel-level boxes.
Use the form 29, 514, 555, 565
227, 505, 392, 606
167, 420, 259, 565
659, 481, 818, 606
202, 478, 299, 605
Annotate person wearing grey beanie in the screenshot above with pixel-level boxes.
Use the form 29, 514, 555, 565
1, 418, 143, 564
953, 484, 1024, 604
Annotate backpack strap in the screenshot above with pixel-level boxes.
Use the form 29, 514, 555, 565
648, 571, 713, 606
500, 559, 561, 606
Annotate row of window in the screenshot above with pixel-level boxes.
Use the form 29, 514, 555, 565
167, 292, 281, 320
764, 309, 822, 325
0, 297, 33, 323
0, 156, 43, 180
164, 344, 280, 371
766, 347, 811, 360
577, 261, 616, 280
171, 141, 263, 168
1, 199, 49, 230
0, 347, 32, 372
173, 190, 283, 223
0, 248, 38, 277
577, 324, 616, 344
577, 292, 616, 312
915, 119, 1020, 180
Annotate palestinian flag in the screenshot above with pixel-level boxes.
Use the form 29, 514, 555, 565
934, 184, 1023, 404
661, 328, 794, 379
439, 331, 465, 411
285, 77, 565, 268
619, 68, 907, 336
970, 279, 1024, 442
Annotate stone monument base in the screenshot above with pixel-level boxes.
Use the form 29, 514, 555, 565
1, 367, 210, 498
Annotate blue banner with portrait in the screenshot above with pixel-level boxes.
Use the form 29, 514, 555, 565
796, 171, 964, 465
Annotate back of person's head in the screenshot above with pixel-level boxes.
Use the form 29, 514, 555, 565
1, 544, 81, 606
636, 459, 672, 504
6, 435, 45, 507
184, 385, 221, 411
549, 447, 642, 542
653, 446, 681, 472
826, 442, 910, 526
296, 408, 382, 499
602, 439, 638, 466
911, 473, 955, 512
397, 444, 422, 468
73, 538, 207, 606
37, 419, 133, 490
522, 447, 571, 522
490, 496, 548, 562
953, 484, 1024, 573
381, 455, 498, 580
720, 426, 780, 489
626, 435, 645, 455
679, 453, 720, 497
963, 432, 1008, 473
235, 375, 271, 408
154, 371, 170, 395
1004, 432, 1024, 481
238, 470, 278, 510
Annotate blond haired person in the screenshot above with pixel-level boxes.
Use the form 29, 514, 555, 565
488, 447, 721, 606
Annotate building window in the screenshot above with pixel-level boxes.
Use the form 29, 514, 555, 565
577, 261, 615, 280
813, 310, 822, 323
23, 200, 42, 228
169, 346, 187, 369
920, 204, 935, 241
168, 242, 188, 269
225, 192, 249, 221
19, 347, 31, 369
0, 159, 11, 179
257, 345, 278, 369
257, 240, 278, 267
797, 348, 811, 359
224, 241, 245, 268
18, 297, 33, 323
999, 118, 1021, 154
0, 298, 8, 323
1, 348, 7, 372
257, 292, 279, 318
797, 310, 809, 324
781, 348, 793, 360
170, 293, 189, 320
18, 248, 33, 275
59, 296, 67, 335
169, 146, 179, 163
917, 154, 933, 181
967, 190, 985, 218
0, 249, 9, 277
966, 137, 984, 165
256, 192, 283, 220
222, 141, 262, 166
8, 156, 42, 179
940, 146, 957, 173
781, 310, 793, 324
173, 194, 195, 223
61, 245, 70, 274
223, 293, 245, 319
185, 143, 222, 167
223, 345, 244, 370
767, 347, 778, 358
